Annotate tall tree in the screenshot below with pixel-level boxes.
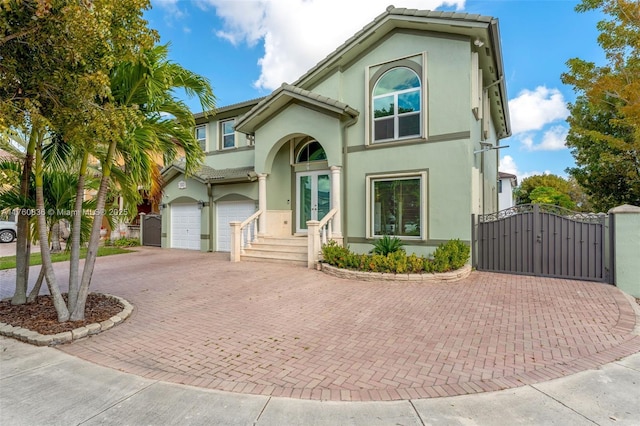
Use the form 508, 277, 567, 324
70, 44, 214, 320
0, 0, 157, 305
561, 0, 640, 210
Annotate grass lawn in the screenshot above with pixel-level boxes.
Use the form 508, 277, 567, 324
0, 246, 133, 270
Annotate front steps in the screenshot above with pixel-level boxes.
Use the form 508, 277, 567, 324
241, 236, 307, 266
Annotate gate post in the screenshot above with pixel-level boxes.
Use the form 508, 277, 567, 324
609, 204, 640, 297
139, 213, 145, 245
471, 214, 477, 268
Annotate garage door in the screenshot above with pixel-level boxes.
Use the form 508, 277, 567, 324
171, 204, 201, 250
217, 200, 256, 252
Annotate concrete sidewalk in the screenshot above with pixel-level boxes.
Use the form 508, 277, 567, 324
1, 336, 639, 425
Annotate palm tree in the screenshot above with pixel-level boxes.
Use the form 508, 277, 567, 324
68, 43, 215, 320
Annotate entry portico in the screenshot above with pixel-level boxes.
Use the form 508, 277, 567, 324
236, 83, 359, 240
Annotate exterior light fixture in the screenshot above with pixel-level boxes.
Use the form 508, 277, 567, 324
197, 200, 205, 209
474, 38, 484, 47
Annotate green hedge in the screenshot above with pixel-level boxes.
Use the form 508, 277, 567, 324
322, 239, 469, 274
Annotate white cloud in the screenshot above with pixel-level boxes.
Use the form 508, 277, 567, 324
191, 0, 465, 90
508, 86, 569, 135
499, 155, 519, 176
151, 0, 187, 20
499, 155, 553, 182
520, 125, 568, 151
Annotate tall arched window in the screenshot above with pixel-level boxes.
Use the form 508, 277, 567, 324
372, 67, 421, 142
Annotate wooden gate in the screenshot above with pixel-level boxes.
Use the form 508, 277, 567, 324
473, 204, 610, 282
142, 214, 161, 247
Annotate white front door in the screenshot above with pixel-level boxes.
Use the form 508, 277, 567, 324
217, 200, 256, 252
171, 204, 201, 250
296, 171, 331, 233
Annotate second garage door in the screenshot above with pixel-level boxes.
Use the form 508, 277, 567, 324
217, 200, 256, 252
171, 204, 201, 250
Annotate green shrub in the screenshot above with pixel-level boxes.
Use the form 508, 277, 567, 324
432, 239, 469, 272
322, 239, 469, 275
322, 240, 351, 268
370, 235, 405, 255
111, 237, 140, 248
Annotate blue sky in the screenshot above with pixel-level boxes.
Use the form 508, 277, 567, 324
145, 0, 605, 182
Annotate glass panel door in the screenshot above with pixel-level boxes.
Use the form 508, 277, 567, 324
296, 171, 331, 233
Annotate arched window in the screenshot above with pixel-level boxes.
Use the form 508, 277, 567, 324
372, 67, 421, 142
296, 140, 327, 163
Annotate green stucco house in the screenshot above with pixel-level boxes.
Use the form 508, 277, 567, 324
160, 6, 511, 267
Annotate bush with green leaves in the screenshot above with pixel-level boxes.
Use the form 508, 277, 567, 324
106, 237, 140, 248
322, 239, 470, 274
370, 235, 405, 255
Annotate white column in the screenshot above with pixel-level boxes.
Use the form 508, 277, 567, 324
258, 173, 268, 235
330, 166, 342, 236
229, 221, 241, 262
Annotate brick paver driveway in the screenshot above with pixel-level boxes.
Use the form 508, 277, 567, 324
5, 247, 639, 401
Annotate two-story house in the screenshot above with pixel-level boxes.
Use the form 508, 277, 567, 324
160, 6, 511, 266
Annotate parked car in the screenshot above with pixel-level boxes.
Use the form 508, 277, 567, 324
0, 215, 17, 243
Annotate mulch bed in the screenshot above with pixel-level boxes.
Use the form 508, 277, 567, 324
0, 293, 123, 335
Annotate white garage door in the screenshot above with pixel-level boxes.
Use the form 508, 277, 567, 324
171, 204, 201, 250
217, 200, 256, 252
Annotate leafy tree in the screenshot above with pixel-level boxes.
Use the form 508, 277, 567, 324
1, 1, 214, 322
515, 174, 572, 204
0, 0, 157, 307
561, 0, 640, 211
529, 186, 576, 210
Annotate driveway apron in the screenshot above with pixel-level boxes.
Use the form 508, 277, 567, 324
2, 247, 639, 402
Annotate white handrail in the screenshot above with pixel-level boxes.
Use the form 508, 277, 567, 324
317, 208, 338, 246
239, 209, 262, 251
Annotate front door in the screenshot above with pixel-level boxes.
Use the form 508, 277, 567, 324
297, 171, 331, 233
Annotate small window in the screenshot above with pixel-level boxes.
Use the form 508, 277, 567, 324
296, 140, 326, 163
221, 119, 235, 149
370, 175, 423, 238
372, 67, 421, 143
195, 125, 206, 151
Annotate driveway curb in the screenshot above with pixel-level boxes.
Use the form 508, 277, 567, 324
0, 294, 133, 346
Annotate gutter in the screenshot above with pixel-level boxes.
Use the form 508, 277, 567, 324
341, 113, 359, 246
489, 19, 511, 139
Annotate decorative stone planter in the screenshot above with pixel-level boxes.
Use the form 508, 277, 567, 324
0, 294, 133, 346
320, 263, 472, 283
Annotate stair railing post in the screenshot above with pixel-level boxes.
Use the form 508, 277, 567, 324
307, 220, 321, 269
230, 221, 241, 262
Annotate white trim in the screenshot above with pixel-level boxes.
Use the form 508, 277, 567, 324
471, 52, 480, 119
220, 118, 236, 150
296, 170, 332, 234
365, 171, 427, 240
422, 51, 428, 140
195, 125, 207, 151
364, 64, 370, 145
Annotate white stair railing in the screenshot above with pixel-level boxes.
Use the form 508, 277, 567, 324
230, 210, 262, 262
307, 208, 338, 268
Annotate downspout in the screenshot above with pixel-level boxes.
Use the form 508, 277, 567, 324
207, 182, 214, 252
341, 111, 359, 246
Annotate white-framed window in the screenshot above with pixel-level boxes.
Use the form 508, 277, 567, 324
195, 125, 206, 151
221, 119, 236, 149
366, 172, 427, 239
372, 67, 422, 143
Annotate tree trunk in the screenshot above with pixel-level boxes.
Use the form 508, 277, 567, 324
50, 221, 62, 253
71, 141, 116, 321
67, 151, 88, 313
12, 132, 36, 305
26, 267, 45, 303
35, 141, 69, 322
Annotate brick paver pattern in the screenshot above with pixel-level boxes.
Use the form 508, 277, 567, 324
5, 248, 638, 401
